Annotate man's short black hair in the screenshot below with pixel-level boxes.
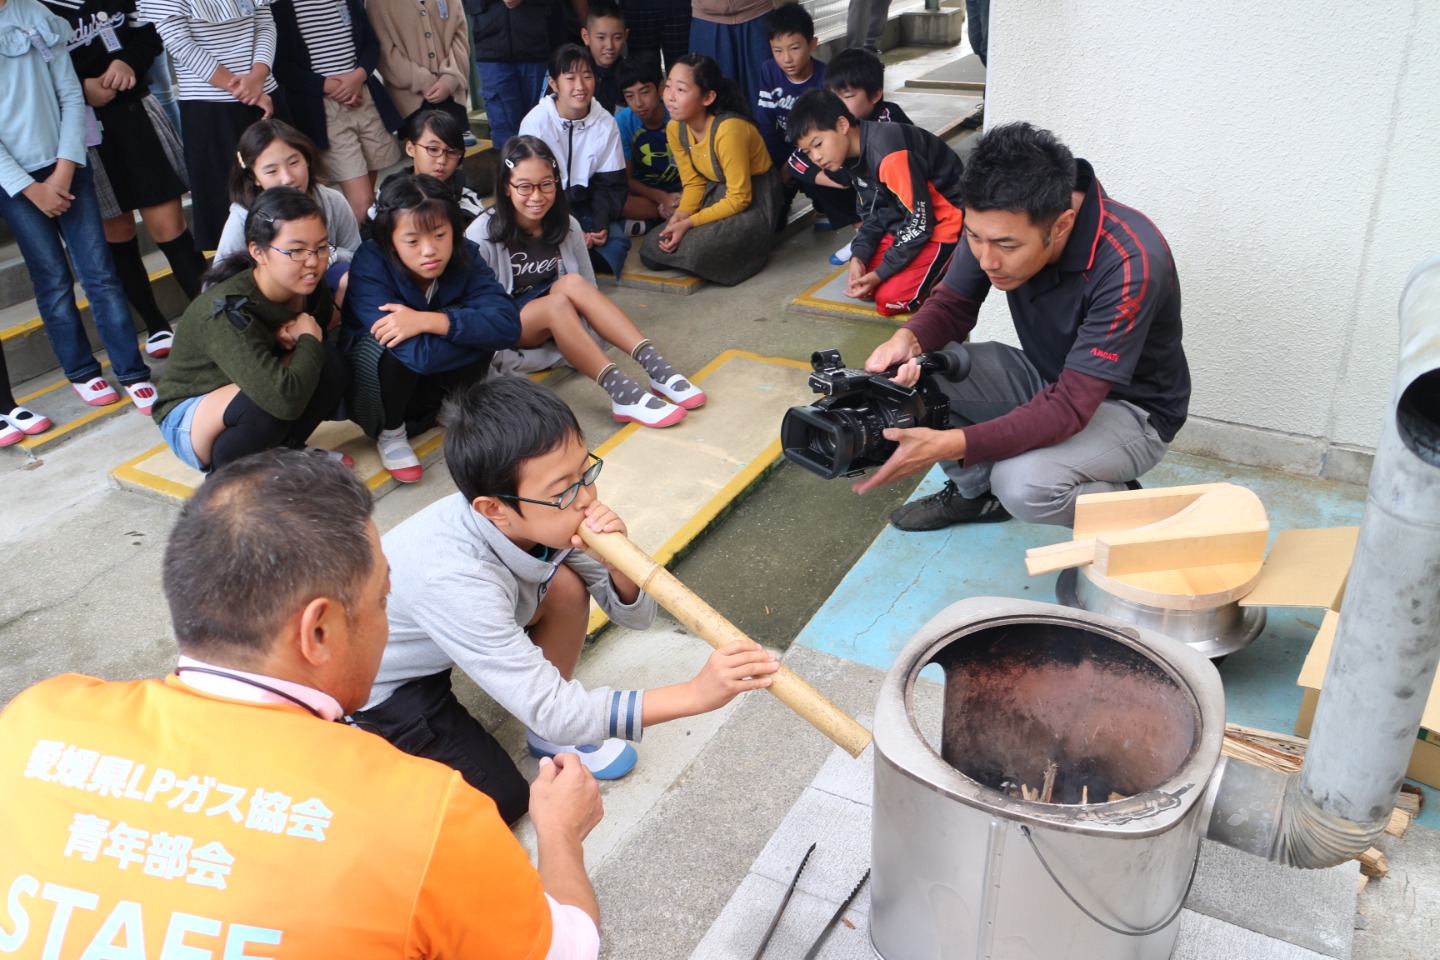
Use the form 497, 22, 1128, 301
163, 449, 375, 664
824, 48, 884, 97
765, 3, 814, 42
617, 50, 662, 92
960, 122, 1078, 228
442, 378, 584, 509
786, 89, 854, 144
587, 0, 623, 24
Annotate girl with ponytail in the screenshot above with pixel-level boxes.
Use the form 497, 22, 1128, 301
638, 54, 782, 286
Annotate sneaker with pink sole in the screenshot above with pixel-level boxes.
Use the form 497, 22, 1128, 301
73, 376, 119, 406
125, 381, 158, 416
4, 405, 53, 436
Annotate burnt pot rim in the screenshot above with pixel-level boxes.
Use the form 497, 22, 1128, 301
872, 597, 1226, 839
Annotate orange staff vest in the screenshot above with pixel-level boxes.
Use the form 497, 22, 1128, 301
0, 674, 552, 959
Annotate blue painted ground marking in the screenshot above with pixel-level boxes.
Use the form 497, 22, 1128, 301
796, 452, 1440, 827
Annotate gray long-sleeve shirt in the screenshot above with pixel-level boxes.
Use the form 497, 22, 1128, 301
365, 493, 657, 746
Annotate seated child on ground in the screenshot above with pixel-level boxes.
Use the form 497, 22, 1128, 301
217, 120, 363, 305
342, 175, 520, 483
466, 136, 704, 428
372, 109, 485, 228
639, 54, 782, 286
788, 90, 965, 317
615, 51, 681, 233
154, 188, 350, 472
754, 3, 853, 233
783, 48, 913, 264
519, 44, 631, 278
582, 0, 626, 113
352, 376, 780, 823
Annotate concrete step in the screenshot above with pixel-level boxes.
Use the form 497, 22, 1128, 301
2, 342, 166, 456
0, 249, 185, 387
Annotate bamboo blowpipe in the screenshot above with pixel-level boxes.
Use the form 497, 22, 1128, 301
578, 525, 873, 757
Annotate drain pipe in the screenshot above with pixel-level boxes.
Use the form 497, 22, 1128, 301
1208, 253, 1440, 867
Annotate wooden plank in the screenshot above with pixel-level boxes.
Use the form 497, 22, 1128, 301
1099, 525, 1269, 576
1240, 526, 1359, 609
1072, 483, 1225, 539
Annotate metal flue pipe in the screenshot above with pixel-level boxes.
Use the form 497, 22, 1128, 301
1208, 254, 1440, 866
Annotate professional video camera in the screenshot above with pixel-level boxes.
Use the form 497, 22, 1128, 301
781, 345, 971, 479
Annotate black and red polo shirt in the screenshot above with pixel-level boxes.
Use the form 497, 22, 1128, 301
907, 158, 1190, 447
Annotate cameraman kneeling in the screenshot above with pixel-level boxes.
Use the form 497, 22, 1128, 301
857, 122, 1190, 530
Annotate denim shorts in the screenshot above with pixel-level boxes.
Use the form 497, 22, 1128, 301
158, 394, 208, 473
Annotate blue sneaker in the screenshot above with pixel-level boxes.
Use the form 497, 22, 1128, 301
829, 241, 853, 266
527, 730, 638, 780
462, 130, 478, 148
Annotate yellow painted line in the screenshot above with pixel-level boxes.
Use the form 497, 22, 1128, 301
18, 398, 132, 449
619, 270, 702, 289
111, 444, 198, 501
585, 350, 808, 635
1, 261, 195, 344
464, 139, 494, 160
790, 265, 911, 323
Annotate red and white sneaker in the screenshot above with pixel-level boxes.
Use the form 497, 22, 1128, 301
125, 381, 158, 416
0, 418, 22, 447
376, 426, 423, 483
612, 392, 686, 428
5, 405, 52, 436
73, 376, 119, 406
145, 331, 174, 358
649, 372, 707, 410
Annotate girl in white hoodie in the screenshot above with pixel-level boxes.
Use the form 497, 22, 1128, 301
518, 44, 631, 278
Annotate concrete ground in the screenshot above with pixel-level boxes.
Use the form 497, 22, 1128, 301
3, 42, 1437, 960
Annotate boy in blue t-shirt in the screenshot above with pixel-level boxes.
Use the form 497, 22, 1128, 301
755, 4, 854, 231
615, 52, 681, 236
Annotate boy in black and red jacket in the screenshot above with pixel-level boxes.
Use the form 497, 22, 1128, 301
784, 49, 913, 266
788, 88, 964, 317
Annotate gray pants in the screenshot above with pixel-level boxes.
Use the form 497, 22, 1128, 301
846, 0, 892, 54
937, 342, 1168, 527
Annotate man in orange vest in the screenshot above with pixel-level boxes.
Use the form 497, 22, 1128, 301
0, 448, 604, 958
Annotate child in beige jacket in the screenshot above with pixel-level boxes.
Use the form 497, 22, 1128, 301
367, 0, 470, 121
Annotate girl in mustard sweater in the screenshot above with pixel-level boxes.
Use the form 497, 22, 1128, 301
639, 53, 781, 286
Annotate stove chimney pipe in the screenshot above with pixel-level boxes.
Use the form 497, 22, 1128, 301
1207, 254, 1440, 867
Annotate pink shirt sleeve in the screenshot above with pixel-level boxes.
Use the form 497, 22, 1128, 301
542, 895, 600, 960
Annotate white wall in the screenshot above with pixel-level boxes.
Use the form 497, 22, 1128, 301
980, 0, 1440, 469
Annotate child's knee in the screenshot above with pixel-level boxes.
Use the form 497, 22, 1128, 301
540, 562, 588, 611
552, 272, 588, 298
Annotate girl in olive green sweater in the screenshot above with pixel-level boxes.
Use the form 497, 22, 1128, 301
153, 187, 350, 472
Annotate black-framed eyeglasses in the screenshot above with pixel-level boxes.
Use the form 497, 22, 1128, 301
509, 178, 559, 197
416, 141, 464, 161
496, 453, 602, 510
267, 243, 335, 263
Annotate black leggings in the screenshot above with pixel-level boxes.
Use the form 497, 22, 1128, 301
376, 350, 492, 433
349, 670, 530, 825
209, 341, 348, 470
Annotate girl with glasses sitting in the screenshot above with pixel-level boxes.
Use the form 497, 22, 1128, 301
369, 108, 484, 229
341, 173, 519, 482
465, 135, 704, 429
153, 187, 350, 472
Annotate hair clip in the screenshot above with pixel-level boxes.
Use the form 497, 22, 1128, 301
237, 151, 247, 170
503, 158, 515, 169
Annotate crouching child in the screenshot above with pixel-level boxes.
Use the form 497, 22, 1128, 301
351, 377, 779, 824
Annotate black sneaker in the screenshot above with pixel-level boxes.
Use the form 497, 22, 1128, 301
889, 481, 1011, 532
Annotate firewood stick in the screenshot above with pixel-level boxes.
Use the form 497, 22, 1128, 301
578, 526, 873, 758
1358, 847, 1389, 879
1385, 809, 1412, 838
1082, 785, 1089, 805
1040, 763, 1058, 804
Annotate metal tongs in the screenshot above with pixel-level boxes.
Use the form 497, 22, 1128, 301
751, 842, 871, 960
